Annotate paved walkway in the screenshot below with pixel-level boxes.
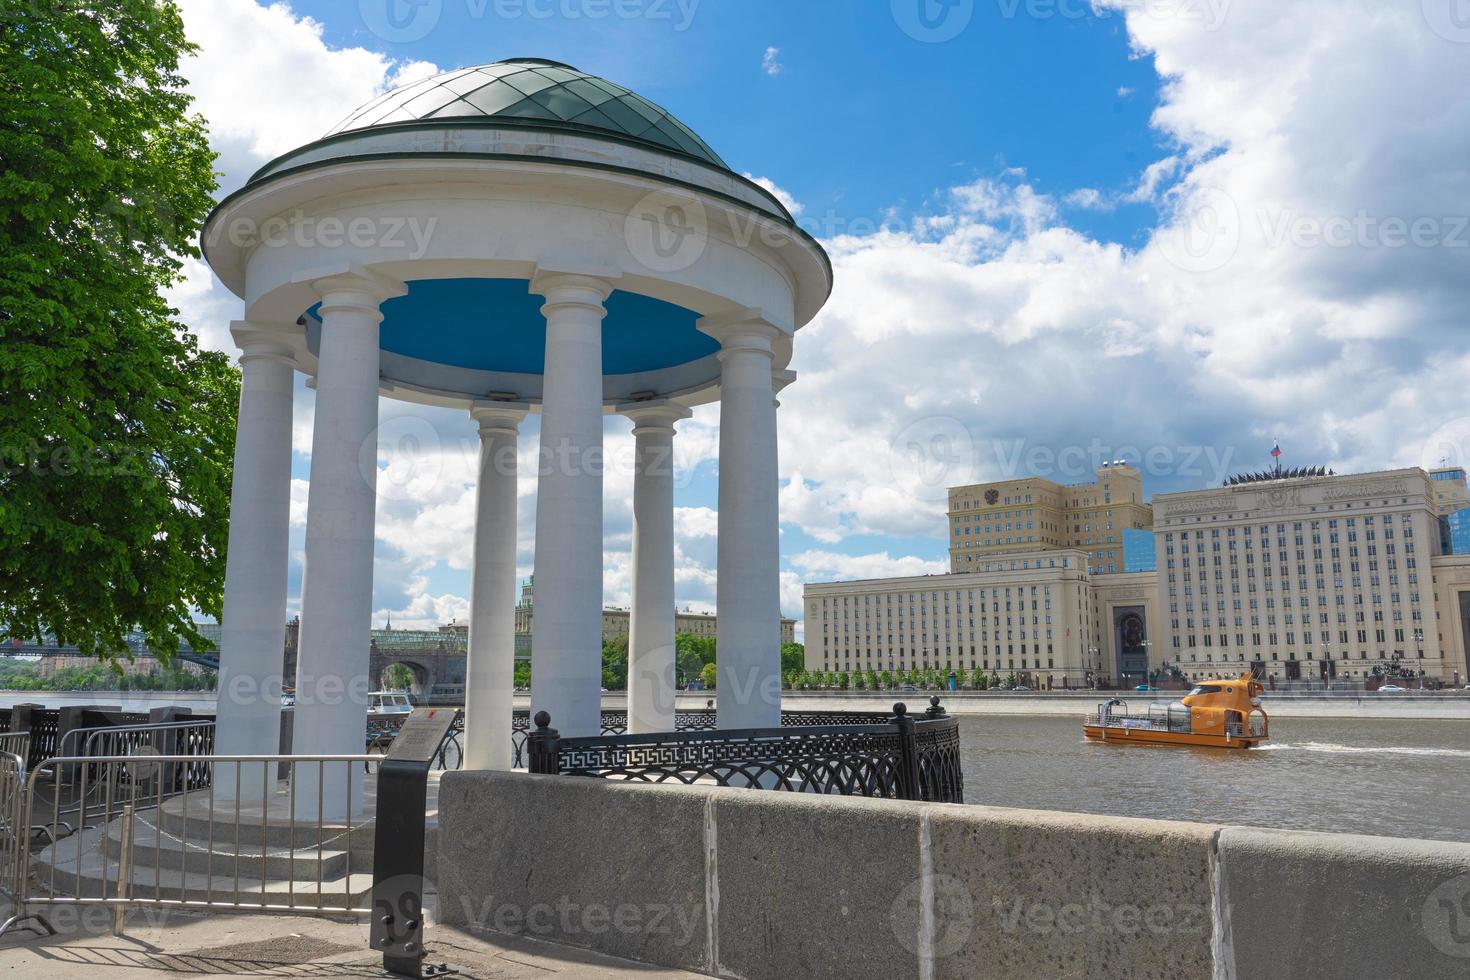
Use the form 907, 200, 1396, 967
0, 909, 700, 978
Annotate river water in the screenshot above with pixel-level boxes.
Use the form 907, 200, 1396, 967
957, 715, 1470, 842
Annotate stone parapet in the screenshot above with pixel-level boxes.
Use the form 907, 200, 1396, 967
437, 771, 1470, 980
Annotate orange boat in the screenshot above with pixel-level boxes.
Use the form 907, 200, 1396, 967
1083, 674, 1270, 749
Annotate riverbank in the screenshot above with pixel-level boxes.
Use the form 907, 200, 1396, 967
662, 689, 1470, 720
7, 687, 1467, 720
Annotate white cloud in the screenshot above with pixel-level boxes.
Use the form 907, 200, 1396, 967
742, 173, 804, 217
179, 1, 1470, 645
762, 46, 783, 76
787, 550, 951, 585
1064, 187, 1109, 211
177, 0, 436, 193
775, 0, 1470, 564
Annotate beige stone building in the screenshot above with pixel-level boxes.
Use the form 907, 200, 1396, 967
804, 550, 1099, 687
1153, 467, 1465, 684
1430, 466, 1470, 515
514, 579, 796, 647
806, 462, 1470, 688
947, 463, 1153, 575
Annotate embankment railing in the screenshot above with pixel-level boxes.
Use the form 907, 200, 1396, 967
527, 699, 964, 803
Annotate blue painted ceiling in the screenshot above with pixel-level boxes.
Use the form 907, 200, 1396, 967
307, 277, 715, 375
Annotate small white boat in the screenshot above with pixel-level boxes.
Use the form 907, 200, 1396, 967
370, 690, 414, 714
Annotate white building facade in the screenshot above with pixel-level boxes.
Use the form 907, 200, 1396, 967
804, 550, 1098, 687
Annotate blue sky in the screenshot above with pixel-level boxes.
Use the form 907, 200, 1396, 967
175, 0, 1470, 636
288, 1, 1166, 244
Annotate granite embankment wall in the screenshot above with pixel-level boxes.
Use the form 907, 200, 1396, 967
436, 771, 1470, 980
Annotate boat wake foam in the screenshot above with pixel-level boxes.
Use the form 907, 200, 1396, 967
1258, 742, 1470, 758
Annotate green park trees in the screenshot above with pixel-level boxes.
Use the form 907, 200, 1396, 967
0, 1, 236, 661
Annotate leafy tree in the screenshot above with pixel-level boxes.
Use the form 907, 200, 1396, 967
601, 635, 628, 690
699, 662, 717, 689
513, 660, 531, 688
0, 1, 234, 661
674, 632, 713, 685
381, 663, 414, 691
780, 642, 805, 674
836, 671, 850, 690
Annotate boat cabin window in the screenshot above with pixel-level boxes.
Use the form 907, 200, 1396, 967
1188, 684, 1223, 697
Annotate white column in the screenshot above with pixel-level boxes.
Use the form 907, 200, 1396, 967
621, 401, 692, 733
215, 324, 295, 800
464, 403, 528, 770
699, 314, 788, 729
293, 270, 404, 818
529, 271, 616, 738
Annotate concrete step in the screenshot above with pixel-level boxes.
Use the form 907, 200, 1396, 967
154, 790, 377, 853
98, 811, 353, 880
30, 822, 373, 909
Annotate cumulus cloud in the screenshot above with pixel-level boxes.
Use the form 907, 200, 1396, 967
743, 173, 804, 217
177, 1, 1470, 639
777, 0, 1470, 571
762, 46, 784, 76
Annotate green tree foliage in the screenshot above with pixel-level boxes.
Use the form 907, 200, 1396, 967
512, 660, 531, 689
675, 632, 715, 685
699, 662, 717, 689
0, 1, 235, 661
779, 642, 805, 674
381, 663, 414, 691
601, 634, 629, 690
0, 656, 214, 691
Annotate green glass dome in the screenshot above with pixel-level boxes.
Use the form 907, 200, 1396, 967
325, 58, 728, 170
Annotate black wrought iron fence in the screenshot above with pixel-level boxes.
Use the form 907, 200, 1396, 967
525, 699, 964, 803
509, 705, 903, 768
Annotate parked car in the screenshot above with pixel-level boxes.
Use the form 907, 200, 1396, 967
1376, 684, 1408, 693
901, 684, 918, 692
1135, 684, 1160, 692
1012, 685, 1032, 692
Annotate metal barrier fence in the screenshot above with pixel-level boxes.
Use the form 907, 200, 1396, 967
59, 719, 216, 762
3, 753, 378, 938
0, 732, 30, 763
508, 706, 898, 768
528, 700, 965, 803
27, 720, 221, 843
0, 751, 27, 927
